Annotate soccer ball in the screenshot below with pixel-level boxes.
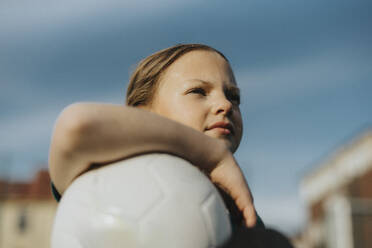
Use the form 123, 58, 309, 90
51, 153, 232, 248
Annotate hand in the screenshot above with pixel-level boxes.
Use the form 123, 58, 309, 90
209, 151, 256, 228
216, 187, 244, 228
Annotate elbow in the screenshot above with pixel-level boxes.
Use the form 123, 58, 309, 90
54, 103, 93, 154
49, 103, 93, 190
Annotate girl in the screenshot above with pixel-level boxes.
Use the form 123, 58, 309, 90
49, 44, 260, 232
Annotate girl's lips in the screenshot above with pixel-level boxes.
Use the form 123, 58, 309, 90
206, 121, 234, 134
210, 127, 231, 135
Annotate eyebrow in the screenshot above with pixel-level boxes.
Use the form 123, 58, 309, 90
188, 79, 240, 92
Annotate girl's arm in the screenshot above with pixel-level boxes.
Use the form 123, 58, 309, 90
49, 102, 256, 227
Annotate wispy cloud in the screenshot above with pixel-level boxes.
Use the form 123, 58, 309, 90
0, 90, 123, 152
0, 0, 197, 33
0, 90, 124, 180
236, 45, 372, 113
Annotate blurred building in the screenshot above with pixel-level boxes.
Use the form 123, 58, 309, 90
0, 169, 57, 248
298, 129, 372, 248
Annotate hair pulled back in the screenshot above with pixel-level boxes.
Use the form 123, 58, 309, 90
126, 44, 228, 107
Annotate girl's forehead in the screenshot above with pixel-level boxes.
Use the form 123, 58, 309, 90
161, 50, 236, 86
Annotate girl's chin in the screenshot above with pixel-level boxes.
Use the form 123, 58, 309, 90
204, 132, 238, 152
221, 138, 237, 153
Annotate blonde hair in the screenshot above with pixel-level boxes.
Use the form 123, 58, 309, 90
126, 44, 228, 107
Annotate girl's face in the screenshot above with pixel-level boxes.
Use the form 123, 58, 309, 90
147, 50, 243, 152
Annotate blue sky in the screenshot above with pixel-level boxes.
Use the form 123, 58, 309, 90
1, 0, 371, 234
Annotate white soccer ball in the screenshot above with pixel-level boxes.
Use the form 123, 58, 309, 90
51, 153, 232, 248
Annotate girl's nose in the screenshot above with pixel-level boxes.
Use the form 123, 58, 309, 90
212, 95, 233, 116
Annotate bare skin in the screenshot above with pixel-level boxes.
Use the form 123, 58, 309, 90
49, 50, 257, 227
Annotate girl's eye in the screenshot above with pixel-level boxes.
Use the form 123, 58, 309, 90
226, 92, 240, 105
188, 87, 207, 96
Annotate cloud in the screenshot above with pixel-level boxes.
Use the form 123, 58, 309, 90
0, 89, 124, 152
0, 90, 125, 180
0, 0, 197, 34
236, 45, 372, 113
0, 108, 57, 152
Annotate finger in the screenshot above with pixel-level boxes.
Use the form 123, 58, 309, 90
216, 186, 244, 226
243, 204, 257, 228
234, 188, 256, 228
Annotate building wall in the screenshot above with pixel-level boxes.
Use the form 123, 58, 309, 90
348, 167, 372, 198
302, 167, 372, 248
348, 167, 372, 248
0, 199, 57, 248
299, 130, 372, 248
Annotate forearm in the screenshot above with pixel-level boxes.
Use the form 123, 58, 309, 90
49, 103, 227, 194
